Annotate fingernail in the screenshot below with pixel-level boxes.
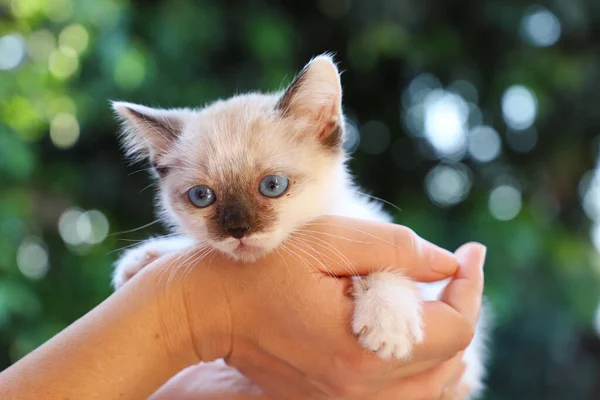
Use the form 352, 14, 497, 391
431, 247, 460, 274
455, 242, 487, 269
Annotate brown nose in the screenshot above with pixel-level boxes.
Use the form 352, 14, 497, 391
227, 226, 250, 239
219, 203, 251, 239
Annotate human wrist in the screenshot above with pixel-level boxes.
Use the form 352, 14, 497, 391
150, 250, 234, 364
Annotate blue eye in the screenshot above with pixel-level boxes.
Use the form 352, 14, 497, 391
259, 175, 289, 198
188, 185, 216, 208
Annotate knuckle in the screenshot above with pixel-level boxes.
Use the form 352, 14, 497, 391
456, 320, 476, 351
394, 225, 420, 261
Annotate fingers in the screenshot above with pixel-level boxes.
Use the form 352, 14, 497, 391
411, 302, 473, 362
298, 216, 458, 281
368, 353, 465, 400
440, 243, 486, 324
412, 243, 486, 362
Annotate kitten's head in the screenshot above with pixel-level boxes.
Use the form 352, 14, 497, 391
113, 55, 348, 262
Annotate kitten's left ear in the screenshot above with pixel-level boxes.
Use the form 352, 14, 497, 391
277, 54, 343, 148
111, 101, 186, 163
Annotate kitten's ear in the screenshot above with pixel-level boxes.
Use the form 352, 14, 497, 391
276, 54, 343, 148
111, 101, 184, 162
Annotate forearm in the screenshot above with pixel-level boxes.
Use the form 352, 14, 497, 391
0, 262, 199, 400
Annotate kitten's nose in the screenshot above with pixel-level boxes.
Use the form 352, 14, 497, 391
219, 203, 252, 239
227, 226, 250, 239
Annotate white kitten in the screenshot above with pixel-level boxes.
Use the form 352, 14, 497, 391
112, 54, 488, 397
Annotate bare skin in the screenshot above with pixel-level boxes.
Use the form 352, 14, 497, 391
152, 242, 486, 399
0, 216, 485, 400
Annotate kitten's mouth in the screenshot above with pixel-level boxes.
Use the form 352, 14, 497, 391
228, 238, 267, 253
235, 241, 257, 252
213, 236, 272, 261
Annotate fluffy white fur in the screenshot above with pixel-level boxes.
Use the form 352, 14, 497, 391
112, 54, 489, 398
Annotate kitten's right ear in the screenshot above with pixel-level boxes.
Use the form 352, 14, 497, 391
276, 54, 343, 148
111, 101, 184, 162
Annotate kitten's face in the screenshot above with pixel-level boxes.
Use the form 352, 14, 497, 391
114, 55, 347, 261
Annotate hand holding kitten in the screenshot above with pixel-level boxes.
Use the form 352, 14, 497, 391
146, 216, 482, 399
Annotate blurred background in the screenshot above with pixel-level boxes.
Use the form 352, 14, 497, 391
1, 0, 600, 398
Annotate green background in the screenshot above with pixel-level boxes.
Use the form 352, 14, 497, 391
2, 0, 600, 398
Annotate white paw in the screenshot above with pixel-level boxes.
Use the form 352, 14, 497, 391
352, 271, 424, 360
113, 244, 163, 289
112, 236, 194, 289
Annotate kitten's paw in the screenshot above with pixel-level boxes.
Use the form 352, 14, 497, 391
352, 271, 424, 360
112, 236, 195, 290
112, 244, 164, 289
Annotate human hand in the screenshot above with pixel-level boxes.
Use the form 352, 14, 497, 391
154, 216, 484, 399
151, 352, 468, 400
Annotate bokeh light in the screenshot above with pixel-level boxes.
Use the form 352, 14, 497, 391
82, 210, 110, 245
58, 208, 110, 247
425, 164, 472, 207
58, 24, 89, 54
0, 34, 26, 71
27, 30, 56, 63
402, 74, 481, 162
16, 237, 49, 280
581, 167, 600, 222
521, 6, 562, 47
423, 90, 468, 159
594, 301, 600, 338
58, 208, 84, 245
502, 85, 537, 131
448, 80, 479, 104
45, 0, 74, 22
489, 185, 522, 220
46, 96, 77, 120
343, 118, 360, 154
113, 48, 147, 90
48, 46, 79, 79
49, 113, 80, 149
402, 73, 442, 111
468, 126, 502, 163
10, 0, 43, 18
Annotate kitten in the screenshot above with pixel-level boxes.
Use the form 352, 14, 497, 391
112, 54, 488, 397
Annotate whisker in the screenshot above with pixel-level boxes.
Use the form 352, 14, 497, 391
106, 241, 147, 255
279, 243, 320, 282
274, 247, 292, 276
305, 222, 405, 251
109, 219, 161, 236
353, 191, 403, 215
286, 239, 335, 279
139, 180, 161, 194
292, 232, 358, 277
295, 228, 374, 245
176, 247, 213, 285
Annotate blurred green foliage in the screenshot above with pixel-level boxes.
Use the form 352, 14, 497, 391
2, 0, 600, 398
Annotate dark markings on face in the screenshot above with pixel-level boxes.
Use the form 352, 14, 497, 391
204, 177, 277, 240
